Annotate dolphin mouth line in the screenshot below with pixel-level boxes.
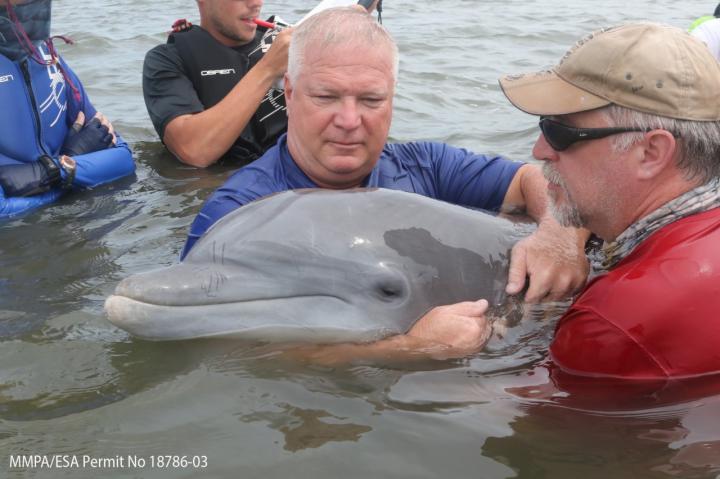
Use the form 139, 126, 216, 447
109, 293, 351, 308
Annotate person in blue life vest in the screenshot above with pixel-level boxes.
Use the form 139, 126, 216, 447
0, 0, 135, 219
142, 0, 380, 168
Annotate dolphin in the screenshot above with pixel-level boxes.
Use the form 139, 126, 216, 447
105, 188, 532, 342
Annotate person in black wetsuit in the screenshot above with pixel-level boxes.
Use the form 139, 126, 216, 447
142, 0, 292, 167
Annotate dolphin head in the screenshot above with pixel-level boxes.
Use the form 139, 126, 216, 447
105, 189, 527, 342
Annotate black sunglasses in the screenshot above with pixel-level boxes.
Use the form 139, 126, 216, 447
539, 117, 653, 151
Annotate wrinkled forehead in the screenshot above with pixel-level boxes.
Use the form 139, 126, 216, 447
303, 41, 395, 75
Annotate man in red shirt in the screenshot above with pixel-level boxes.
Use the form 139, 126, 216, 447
495, 23, 720, 381
375, 23, 720, 386
402, 24, 718, 389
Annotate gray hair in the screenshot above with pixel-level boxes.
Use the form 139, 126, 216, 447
287, 6, 399, 84
602, 105, 720, 185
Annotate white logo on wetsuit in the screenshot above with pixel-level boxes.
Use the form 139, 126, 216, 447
260, 30, 278, 54
0, 74, 13, 83
38, 45, 66, 128
201, 69, 236, 76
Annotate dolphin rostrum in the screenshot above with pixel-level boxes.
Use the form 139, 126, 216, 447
105, 189, 532, 342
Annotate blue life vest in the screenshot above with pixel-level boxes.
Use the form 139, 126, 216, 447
0, 45, 134, 218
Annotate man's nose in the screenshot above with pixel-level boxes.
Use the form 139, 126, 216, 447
333, 98, 362, 130
532, 133, 558, 163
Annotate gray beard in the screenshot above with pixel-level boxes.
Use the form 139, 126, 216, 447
549, 200, 584, 228
542, 163, 584, 228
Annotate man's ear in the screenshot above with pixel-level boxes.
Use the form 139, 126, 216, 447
283, 73, 293, 101
636, 129, 677, 180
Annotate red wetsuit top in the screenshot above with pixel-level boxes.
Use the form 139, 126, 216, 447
550, 207, 720, 381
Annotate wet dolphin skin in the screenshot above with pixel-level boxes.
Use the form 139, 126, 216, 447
105, 189, 529, 342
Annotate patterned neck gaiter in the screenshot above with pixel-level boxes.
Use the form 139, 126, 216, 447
595, 178, 720, 273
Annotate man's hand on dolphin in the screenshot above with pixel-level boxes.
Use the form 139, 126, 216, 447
501, 164, 590, 302
404, 299, 493, 357
281, 300, 492, 367
506, 222, 590, 303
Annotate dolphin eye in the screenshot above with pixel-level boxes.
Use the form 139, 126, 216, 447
381, 287, 398, 297
375, 281, 405, 302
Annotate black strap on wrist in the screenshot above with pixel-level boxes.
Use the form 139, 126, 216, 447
60, 156, 76, 190
38, 154, 61, 186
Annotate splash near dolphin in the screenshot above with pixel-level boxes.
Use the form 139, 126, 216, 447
105, 189, 532, 342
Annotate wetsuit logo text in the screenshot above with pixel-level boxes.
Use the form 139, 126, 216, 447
201, 69, 236, 77
0, 74, 14, 83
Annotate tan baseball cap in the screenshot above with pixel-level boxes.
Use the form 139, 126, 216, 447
499, 23, 720, 121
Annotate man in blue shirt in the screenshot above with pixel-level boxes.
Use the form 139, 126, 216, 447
183, 7, 590, 317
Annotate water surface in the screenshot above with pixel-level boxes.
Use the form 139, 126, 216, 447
2, 1, 718, 478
